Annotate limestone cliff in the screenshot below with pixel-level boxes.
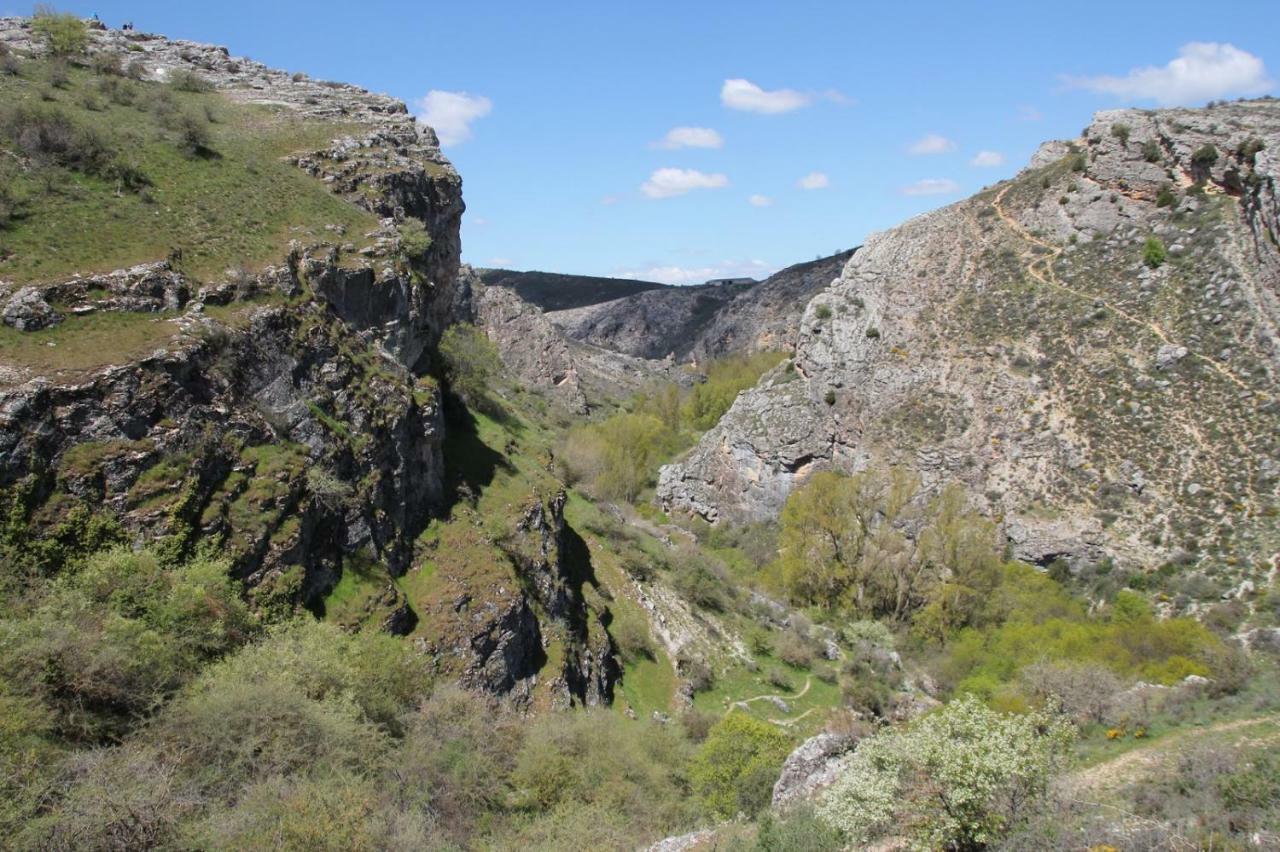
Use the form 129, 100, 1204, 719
660, 101, 1280, 579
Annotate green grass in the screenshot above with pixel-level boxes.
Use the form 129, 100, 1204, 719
692, 653, 843, 736
0, 309, 183, 379
0, 60, 379, 282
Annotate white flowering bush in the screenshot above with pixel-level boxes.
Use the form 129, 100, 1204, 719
817, 695, 1074, 849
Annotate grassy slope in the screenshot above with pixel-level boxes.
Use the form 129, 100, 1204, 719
0, 59, 378, 283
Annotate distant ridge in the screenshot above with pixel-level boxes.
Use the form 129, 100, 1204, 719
476, 268, 670, 312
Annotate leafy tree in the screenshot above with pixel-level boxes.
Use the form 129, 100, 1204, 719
690, 713, 792, 817
438, 323, 501, 401
818, 695, 1074, 849
775, 470, 999, 623
32, 6, 87, 57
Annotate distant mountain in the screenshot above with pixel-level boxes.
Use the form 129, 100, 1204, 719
476, 268, 670, 312
542, 251, 856, 361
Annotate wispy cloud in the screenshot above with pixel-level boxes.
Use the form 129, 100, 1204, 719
908, 133, 956, 155
748, 194, 773, 207
1017, 105, 1043, 121
618, 259, 775, 286
797, 172, 830, 190
653, 126, 724, 149
641, 168, 730, 199
721, 78, 811, 113
414, 90, 492, 146
1065, 42, 1272, 105
488, 257, 514, 267
970, 150, 1005, 167
900, 178, 960, 197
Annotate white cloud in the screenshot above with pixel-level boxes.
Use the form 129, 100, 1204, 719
618, 259, 775, 286
748, 194, 773, 207
970, 150, 1005, 167
900, 178, 960, 197
488, 257, 514, 267
908, 133, 956, 155
797, 172, 830, 190
721, 78, 811, 113
414, 90, 492, 146
653, 126, 724, 149
601, 194, 622, 206
470, 216, 490, 226
641, 168, 729, 199
1067, 42, 1272, 105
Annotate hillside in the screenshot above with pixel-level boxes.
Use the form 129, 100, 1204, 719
477, 267, 671, 311
1, 13, 1278, 852
661, 101, 1280, 593
546, 250, 854, 360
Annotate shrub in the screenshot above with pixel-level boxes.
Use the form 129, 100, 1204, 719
1155, 183, 1176, 207
864, 326, 880, 338
1142, 140, 1162, 163
690, 713, 792, 818
173, 110, 212, 156
1110, 123, 1130, 145
397, 217, 432, 256
438, 323, 501, 402
814, 304, 833, 321
167, 68, 213, 93
777, 630, 815, 668
32, 6, 88, 57
1, 102, 116, 175
754, 805, 845, 851
672, 549, 734, 612
823, 389, 836, 406
1191, 143, 1219, 167
818, 695, 1073, 848
1143, 236, 1167, 268
766, 667, 792, 690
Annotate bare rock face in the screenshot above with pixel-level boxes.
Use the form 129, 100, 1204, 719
661, 101, 1280, 576
2, 286, 62, 330
466, 267, 696, 411
771, 732, 859, 808
544, 251, 853, 362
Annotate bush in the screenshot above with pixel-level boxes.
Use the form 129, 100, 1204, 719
32, 6, 88, 57
167, 68, 213, 93
438, 323, 501, 402
173, 110, 212, 156
1110, 123, 1130, 145
814, 304, 833, 321
1191, 143, 1219, 167
1156, 183, 1176, 207
1142, 140, 1162, 163
818, 695, 1073, 848
1, 102, 117, 175
1143, 236, 1167, 268
690, 713, 793, 818
672, 548, 734, 612
777, 630, 815, 668
754, 805, 845, 851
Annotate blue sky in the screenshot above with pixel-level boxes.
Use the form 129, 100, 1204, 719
10, 1, 1278, 282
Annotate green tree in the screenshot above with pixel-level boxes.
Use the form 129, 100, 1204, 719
438, 323, 501, 401
690, 713, 792, 818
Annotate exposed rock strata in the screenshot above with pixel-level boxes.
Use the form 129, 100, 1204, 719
661, 102, 1280, 575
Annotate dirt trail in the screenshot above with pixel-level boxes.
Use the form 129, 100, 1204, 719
727, 676, 813, 724
991, 184, 1254, 394
1065, 715, 1279, 795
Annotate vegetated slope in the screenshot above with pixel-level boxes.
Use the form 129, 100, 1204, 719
545, 250, 853, 360
477, 267, 670, 311
0, 18, 614, 706
660, 101, 1280, 593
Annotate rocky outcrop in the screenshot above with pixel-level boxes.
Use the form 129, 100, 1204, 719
1, 286, 62, 330
771, 732, 859, 808
661, 101, 1280, 577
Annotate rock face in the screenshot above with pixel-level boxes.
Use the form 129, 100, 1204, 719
465, 267, 695, 411
661, 101, 1280, 576
1, 286, 62, 330
0, 25, 462, 607
771, 732, 859, 808
544, 251, 853, 361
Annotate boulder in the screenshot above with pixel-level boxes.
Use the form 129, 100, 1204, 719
2, 287, 62, 331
